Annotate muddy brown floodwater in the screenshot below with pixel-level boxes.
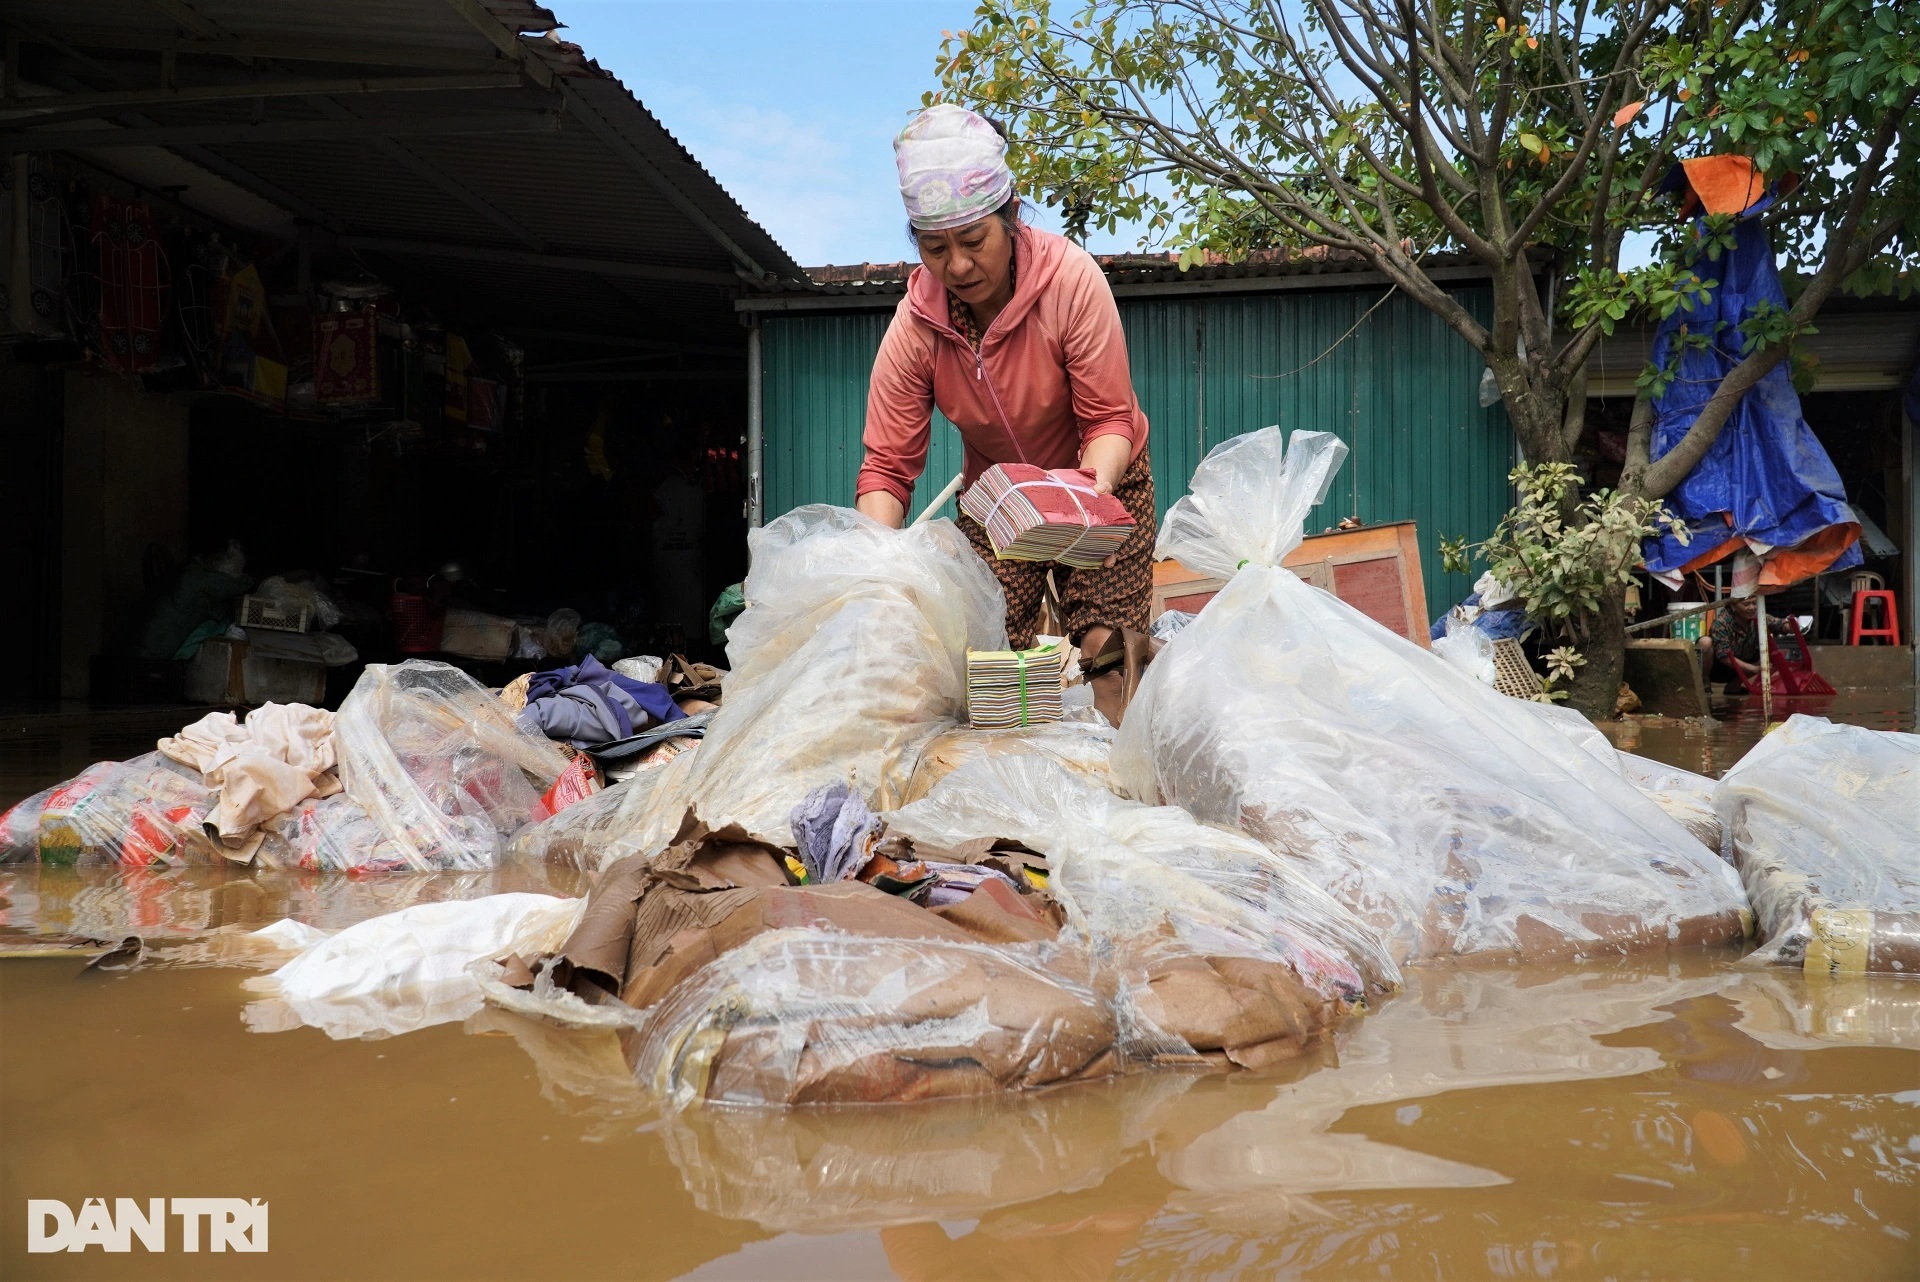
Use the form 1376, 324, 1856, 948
3, 698, 1917, 1281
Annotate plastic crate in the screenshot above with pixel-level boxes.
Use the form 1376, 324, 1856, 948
1491, 638, 1544, 700
237, 595, 310, 633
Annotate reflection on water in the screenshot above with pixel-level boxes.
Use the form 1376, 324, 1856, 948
8, 953, 1913, 1279
0, 858, 585, 949
1601, 689, 1915, 778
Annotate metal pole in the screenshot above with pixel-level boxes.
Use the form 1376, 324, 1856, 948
1756, 592, 1774, 725
745, 317, 764, 528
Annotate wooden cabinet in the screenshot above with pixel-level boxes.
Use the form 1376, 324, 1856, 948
1151, 520, 1431, 648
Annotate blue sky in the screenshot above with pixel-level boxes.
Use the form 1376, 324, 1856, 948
553, 0, 1136, 267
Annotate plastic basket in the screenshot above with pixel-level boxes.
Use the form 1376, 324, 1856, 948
1491, 638, 1544, 700
237, 594, 310, 634
389, 577, 445, 653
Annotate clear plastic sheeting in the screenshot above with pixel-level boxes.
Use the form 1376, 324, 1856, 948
1714, 716, 1920, 975
254, 794, 415, 874
665, 506, 1006, 843
242, 893, 584, 1039
629, 926, 1118, 1108
887, 755, 1398, 1067
1113, 428, 1749, 965
334, 660, 572, 871
1618, 752, 1723, 853
509, 750, 697, 873
890, 720, 1114, 807
0, 753, 224, 867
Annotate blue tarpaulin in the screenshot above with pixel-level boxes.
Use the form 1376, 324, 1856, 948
1641, 216, 1860, 587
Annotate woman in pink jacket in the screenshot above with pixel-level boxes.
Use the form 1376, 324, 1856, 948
855, 104, 1154, 662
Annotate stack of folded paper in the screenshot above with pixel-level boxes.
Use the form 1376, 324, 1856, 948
966, 644, 1066, 729
959, 464, 1134, 569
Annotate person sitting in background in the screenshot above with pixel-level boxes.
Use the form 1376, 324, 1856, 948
1696, 595, 1805, 690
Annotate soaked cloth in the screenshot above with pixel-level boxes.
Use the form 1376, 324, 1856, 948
1113, 428, 1750, 965
894, 103, 1014, 232
1715, 716, 1920, 976
242, 893, 583, 1040
789, 781, 883, 884
157, 704, 339, 850
518, 654, 684, 748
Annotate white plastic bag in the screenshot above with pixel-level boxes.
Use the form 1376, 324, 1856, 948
1430, 616, 1497, 687
1715, 716, 1920, 974
509, 749, 696, 873
667, 506, 1005, 844
334, 661, 571, 871
1113, 428, 1749, 965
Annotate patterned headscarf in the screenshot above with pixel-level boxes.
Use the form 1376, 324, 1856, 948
895, 104, 1015, 232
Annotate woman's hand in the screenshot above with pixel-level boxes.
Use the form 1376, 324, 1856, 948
1079, 433, 1131, 498
1076, 434, 1133, 566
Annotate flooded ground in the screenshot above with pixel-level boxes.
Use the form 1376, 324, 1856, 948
4, 951, 1915, 1279
3, 693, 1916, 1280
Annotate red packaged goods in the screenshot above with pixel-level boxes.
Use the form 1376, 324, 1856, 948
959, 465, 1135, 569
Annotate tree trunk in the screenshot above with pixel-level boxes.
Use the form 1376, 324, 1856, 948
1564, 578, 1627, 721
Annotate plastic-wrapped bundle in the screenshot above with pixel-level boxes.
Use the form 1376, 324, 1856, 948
508, 750, 696, 873
0, 753, 224, 867
667, 506, 1005, 843
887, 755, 1398, 1069
254, 793, 417, 874
630, 924, 1118, 1108
1715, 716, 1920, 975
1112, 428, 1749, 965
334, 660, 570, 871
890, 720, 1114, 807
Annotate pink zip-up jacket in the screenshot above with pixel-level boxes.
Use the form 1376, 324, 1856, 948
855, 226, 1150, 509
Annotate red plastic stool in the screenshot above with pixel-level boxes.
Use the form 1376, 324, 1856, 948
1848, 589, 1900, 645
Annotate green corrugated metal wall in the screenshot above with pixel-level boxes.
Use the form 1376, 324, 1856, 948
760, 286, 1512, 610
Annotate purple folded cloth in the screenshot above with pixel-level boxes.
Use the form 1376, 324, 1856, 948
920, 861, 1021, 908
789, 781, 882, 884
517, 653, 684, 747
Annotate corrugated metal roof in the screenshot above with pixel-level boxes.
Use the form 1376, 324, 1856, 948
755, 247, 1493, 300
3, 0, 805, 350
